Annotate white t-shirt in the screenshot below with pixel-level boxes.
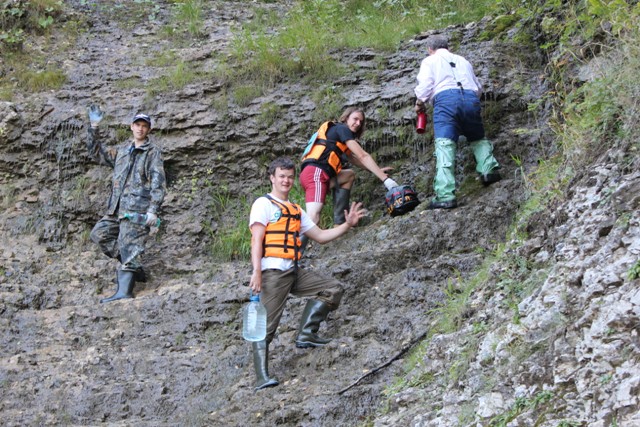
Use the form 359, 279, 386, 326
249, 194, 316, 271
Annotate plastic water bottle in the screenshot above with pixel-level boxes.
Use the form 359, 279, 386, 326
123, 212, 161, 227
242, 294, 267, 341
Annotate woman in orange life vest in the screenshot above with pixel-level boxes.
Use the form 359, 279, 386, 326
300, 107, 400, 231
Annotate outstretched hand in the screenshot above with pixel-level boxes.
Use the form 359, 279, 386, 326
88, 104, 104, 128
345, 201, 366, 228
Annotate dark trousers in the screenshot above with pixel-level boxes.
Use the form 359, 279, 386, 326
261, 268, 344, 343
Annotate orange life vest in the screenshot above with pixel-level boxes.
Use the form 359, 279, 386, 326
301, 121, 352, 177
263, 195, 302, 260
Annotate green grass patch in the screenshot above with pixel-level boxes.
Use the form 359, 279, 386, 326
232, 83, 266, 108
258, 102, 283, 129
489, 390, 554, 426
0, 53, 67, 94
146, 60, 211, 97
628, 260, 640, 281
226, 0, 497, 87
310, 86, 346, 127
168, 0, 205, 38
18, 67, 66, 91
145, 50, 179, 68
114, 76, 141, 91
205, 184, 257, 262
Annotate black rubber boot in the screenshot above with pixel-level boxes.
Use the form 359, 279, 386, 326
134, 266, 147, 283
295, 300, 333, 348
427, 199, 457, 210
480, 172, 502, 186
252, 340, 279, 390
332, 188, 350, 225
111, 267, 145, 284
100, 270, 135, 303
116, 254, 145, 282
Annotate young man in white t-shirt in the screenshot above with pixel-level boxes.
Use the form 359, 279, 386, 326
248, 157, 365, 390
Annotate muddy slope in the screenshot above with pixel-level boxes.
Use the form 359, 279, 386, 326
8, 2, 633, 426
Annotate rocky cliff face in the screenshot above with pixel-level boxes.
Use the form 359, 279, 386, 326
0, 2, 638, 427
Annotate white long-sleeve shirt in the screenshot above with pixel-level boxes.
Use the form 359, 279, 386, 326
414, 48, 483, 104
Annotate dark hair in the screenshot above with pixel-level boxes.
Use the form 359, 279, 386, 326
268, 157, 296, 176
338, 107, 366, 139
427, 35, 449, 51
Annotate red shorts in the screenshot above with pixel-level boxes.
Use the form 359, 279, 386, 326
300, 165, 330, 203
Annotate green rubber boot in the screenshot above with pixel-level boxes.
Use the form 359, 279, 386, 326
433, 137, 457, 203
471, 137, 501, 185
295, 300, 333, 348
252, 340, 279, 390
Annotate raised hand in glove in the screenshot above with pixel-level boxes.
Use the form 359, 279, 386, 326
145, 212, 159, 227
88, 104, 104, 128
384, 177, 399, 190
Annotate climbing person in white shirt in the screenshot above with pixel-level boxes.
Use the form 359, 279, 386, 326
414, 34, 501, 210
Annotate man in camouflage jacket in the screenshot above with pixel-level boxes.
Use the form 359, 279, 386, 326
86, 109, 166, 303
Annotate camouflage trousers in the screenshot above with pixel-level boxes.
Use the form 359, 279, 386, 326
90, 214, 148, 272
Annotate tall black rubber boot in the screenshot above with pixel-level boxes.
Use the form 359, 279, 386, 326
332, 188, 350, 225
134, 266, 147, 283
116, 254, 146, 282
295, 300, 333, 348
252, 340, 279, 390
100, 270, 135, 303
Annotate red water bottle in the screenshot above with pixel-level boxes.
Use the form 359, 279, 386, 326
416, 111, 427, 134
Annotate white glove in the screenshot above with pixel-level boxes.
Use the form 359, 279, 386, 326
145, 212, 159, 227
88, 105, 104, 128
384, 178, 399, 190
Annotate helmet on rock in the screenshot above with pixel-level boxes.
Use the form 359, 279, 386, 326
385, 185, 420, 217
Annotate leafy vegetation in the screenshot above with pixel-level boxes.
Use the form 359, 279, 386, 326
0, 0, 68, 97
0, 0, 64, 51
489, 390, 555, 426
226, 0, 497, 87
628, 260, 640, 281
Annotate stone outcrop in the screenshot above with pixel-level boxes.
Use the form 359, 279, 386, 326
0, 2, 637, 426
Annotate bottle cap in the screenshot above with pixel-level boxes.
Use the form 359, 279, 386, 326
249, 294, 260, 302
